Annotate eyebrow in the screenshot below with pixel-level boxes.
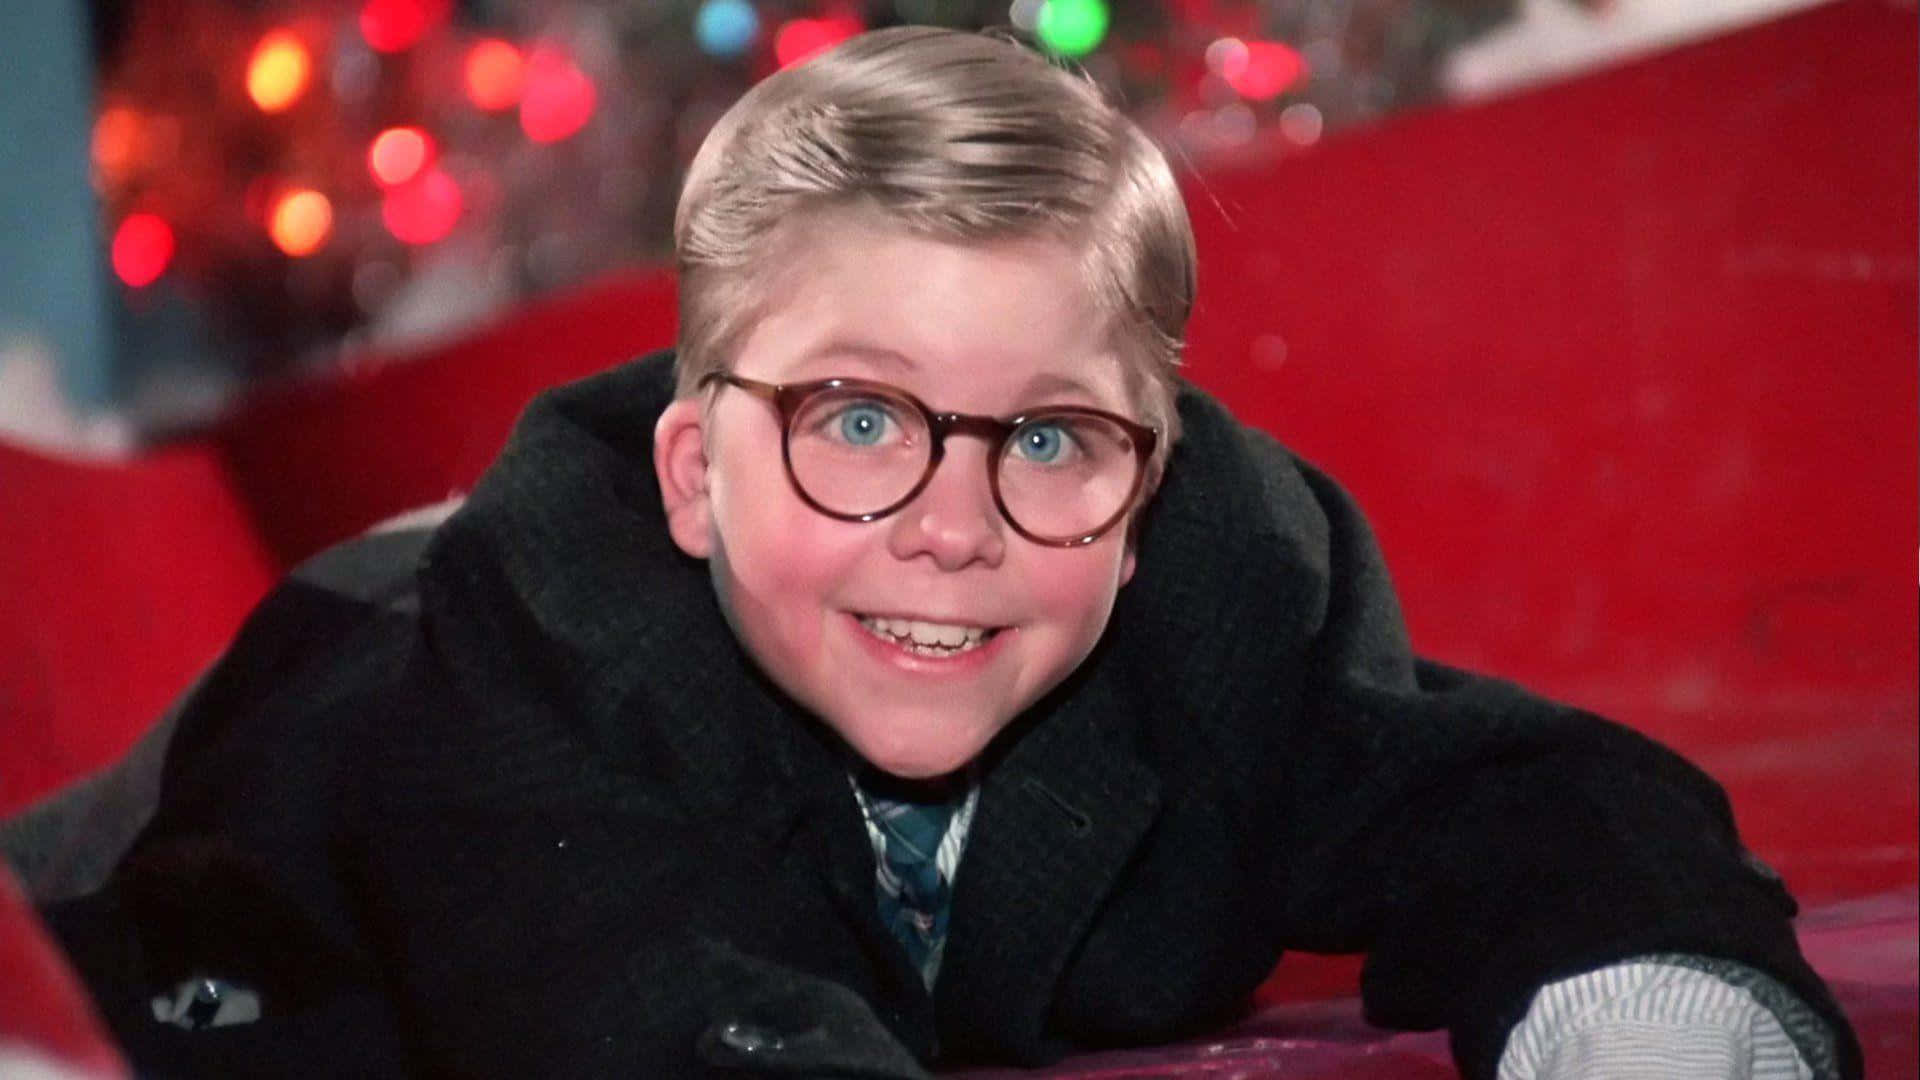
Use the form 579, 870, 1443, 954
796, 340, 918, 374
1017, 371, 1114, 406
792, 340, 1123, 410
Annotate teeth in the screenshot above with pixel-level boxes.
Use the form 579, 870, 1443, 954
859, 615, 993, 655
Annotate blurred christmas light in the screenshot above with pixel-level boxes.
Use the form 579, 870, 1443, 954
382, 168, 463, 245
359, 0, 451, 54
1204, 37, 1248, 79
1279, 102, 1324, 145
1008, 0, 1045, 32
369, 126, 435, 187
91, 106, 142, 185
1222, 40, 1306, 101
696, 0, 760, 58
519, 49, 596, 143
246, 31, 312, 113
1035, 0, 1107, 58
1197, 71, 1236, 108
774, 13, 863, 69
76, 0, 1481, 404
268, 189, 334, 256
111, 213, 174, 288
1212, 102, 1255, 144
464, 39, 525, 111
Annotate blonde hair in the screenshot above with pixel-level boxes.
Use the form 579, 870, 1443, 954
673, 26, 1196, 462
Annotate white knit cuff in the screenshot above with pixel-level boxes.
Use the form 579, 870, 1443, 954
1497, 958, 1818, 1080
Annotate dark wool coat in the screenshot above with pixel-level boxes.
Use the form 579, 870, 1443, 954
48, 352, 1859, 1079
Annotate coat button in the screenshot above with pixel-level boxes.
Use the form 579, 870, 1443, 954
717, 1021, 785, 1055
185, 979, 223, 1029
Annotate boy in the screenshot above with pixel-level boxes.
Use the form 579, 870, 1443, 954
46, 26, 1857, 1079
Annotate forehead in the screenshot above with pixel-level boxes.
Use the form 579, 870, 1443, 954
738, 214, 1131, 411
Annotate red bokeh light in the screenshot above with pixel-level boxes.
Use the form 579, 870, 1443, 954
518, 49, 596, 144
381, 168, 463, 245
464, 39, 525, 112
1222, 40, 1307, 101
359, 0, 452, 54
368, 126, 435, 187
111, 213, 174, 288
774, 14, 863, 69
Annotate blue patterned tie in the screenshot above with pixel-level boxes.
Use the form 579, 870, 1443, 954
866, 793, 958, 987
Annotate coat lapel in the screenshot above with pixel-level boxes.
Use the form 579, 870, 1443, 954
933, 667, 1162, 1062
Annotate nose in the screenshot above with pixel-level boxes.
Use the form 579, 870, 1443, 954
885, 438, 1007, 571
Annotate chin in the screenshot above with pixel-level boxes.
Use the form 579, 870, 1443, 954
842, 721, 994, 781
855, 743, 979, 780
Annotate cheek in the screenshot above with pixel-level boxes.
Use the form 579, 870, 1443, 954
710, 443, 806, 570
1025, 540, 1129, 645
708, 455, 867, 631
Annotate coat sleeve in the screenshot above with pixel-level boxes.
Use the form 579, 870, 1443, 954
41, 569, 425, 1077
42, 533, 927, 1079
1245, 444, 1863, 1079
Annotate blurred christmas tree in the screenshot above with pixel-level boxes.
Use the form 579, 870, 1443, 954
87, 0, 1533, 413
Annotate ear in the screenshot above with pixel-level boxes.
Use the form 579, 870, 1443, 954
654, 397, 715, 559
1119, 507, 1150, 588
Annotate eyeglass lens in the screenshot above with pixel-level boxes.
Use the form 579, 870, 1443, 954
785, 384, 1140, 541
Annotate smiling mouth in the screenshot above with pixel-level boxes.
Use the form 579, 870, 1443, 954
856, 614, 1003, 657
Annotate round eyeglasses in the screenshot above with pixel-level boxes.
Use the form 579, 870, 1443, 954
700, 372, 1159, 547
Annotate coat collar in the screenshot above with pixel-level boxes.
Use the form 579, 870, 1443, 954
418, 353, 834, 812
933, 657, 1161, 1059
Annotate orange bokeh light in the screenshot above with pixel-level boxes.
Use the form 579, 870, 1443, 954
268, 189, 334, 257
464, 39, 525, 111
111, 214, 175, 288
247, 30, 313, 113
368, 126, 435, 187
91, 106, 142, 181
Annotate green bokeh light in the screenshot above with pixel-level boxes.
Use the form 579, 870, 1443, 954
1036, 0, 1108, 58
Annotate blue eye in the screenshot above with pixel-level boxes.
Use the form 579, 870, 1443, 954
836, 403, 891, 446
1014, 422, 1068, 464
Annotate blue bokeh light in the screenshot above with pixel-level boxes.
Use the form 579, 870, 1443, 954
695, 0, 760, 58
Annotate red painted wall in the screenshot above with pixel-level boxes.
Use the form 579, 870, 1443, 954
0, 441, 278, 815
1180, 0, 1917, 901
